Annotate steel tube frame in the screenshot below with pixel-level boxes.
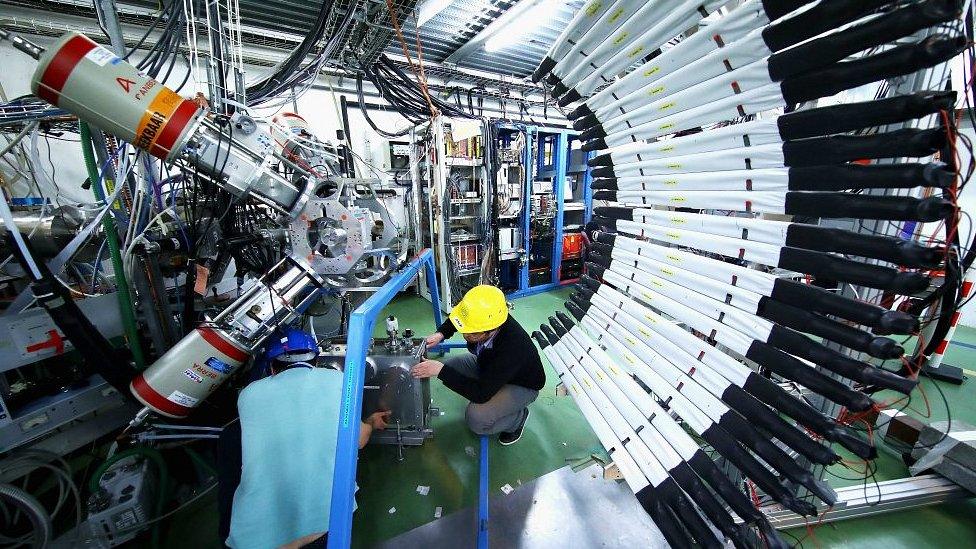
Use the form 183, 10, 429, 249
328, 249, 443, 549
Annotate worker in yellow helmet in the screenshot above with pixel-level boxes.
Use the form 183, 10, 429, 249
412, 285, 545, 445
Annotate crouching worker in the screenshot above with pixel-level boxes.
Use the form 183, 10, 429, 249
411, 285, 545, 445
218, 328, 391, 549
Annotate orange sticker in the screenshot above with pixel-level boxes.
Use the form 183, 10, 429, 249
194, 264, 210, 296
134, 86, 182, 152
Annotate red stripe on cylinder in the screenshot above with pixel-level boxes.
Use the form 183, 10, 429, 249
198, 327, 248, 362
38, 35, 97, 106
936, 339, 949, 355
951, 311, 961, 326
131, 374, 192, 417
962, 280, 974, 296
150, 100, 198, 159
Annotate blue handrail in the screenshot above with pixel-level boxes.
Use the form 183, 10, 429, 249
327, 249, 443, 548
478, 435, 490, 549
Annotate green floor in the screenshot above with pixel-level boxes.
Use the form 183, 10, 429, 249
164, 290, 976, 548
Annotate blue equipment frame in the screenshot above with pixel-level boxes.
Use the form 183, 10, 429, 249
508, 127, 585, 298
327, 249, 445, 548
478, 435, 490, 549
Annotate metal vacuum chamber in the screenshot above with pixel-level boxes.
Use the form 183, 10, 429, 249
319, 335, 435, 448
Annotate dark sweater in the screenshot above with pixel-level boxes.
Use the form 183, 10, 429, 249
436, 316, 546, 404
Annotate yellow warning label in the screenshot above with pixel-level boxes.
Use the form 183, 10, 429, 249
643, 66, 661, 78
134, 86, 182, 152
612, 32, 630, 46
607, 8, 624, 23
584, 1, 602, 16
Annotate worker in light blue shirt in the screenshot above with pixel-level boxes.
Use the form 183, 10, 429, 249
220, 328, 390, 549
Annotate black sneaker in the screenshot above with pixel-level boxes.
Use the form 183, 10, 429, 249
499, 408, 529, 446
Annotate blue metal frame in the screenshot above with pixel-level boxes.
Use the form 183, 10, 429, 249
328, 249, 444, 549
491, 122, 592, 299
478, 435, 490, 549
519, 126, 535, 293
549, 131, 568, 285
582, 150, 594, 225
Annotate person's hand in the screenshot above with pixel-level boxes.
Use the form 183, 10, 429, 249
411, 359, 444, 379
425, 332, 445, 347
365, 410, 392, 430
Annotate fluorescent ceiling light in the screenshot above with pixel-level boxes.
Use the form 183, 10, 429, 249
484, 0, 558, 53
416, 0, 453, 26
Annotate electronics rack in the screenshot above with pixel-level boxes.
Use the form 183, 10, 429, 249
411, 115, 491, 312
493, 122, 594, 297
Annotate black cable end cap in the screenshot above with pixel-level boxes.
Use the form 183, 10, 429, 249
557, 88, 582, 107
555, 311, 575, 332
551, 81, 568, 98
583, 221, 607, 238
923, 162, 955, 188
574, 114, 599, 132
591, 166, 614, 178
584, 261, 607, 279
589, 240, 613, 255
532, 330, 550, 349
580, 124, 606, 141
539, 324, 559, 345
870, 337, 905, 360
581, 138, 607, 152
592, 190, 617, 201
532, 57, 556, 83
586, 248, 612, 268
579, 273, 601, 291
894, 273, 932, 296
593, 231, 616, 246
548, 316, 568, 336
917, 196, 954, 222
590, 178, 617, 190
593, 205, 632, 220
575, 286, 597, 303
877, 311, 920, 334
915, 89, 958, 111
587, 152, 611, 167
565, 300, 587, 321
570, 292, 593, 312
568, 103, 594, 120
587, 216, 618, 232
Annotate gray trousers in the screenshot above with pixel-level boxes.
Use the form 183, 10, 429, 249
444, 353, 539, 435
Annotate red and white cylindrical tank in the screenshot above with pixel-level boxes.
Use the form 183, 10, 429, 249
31, 32, 204, 162
130, 327, 249, 418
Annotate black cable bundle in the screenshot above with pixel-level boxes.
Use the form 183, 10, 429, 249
356, 55, 478, 138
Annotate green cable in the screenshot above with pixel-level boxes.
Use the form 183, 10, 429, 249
89, 446, 169, 549
182, 447, 218, 478
78, 121, 146, 369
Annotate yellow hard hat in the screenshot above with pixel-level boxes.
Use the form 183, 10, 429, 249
449, 285, 509, 333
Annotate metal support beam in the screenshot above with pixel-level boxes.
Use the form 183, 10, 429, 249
328, 249, 444, 549
550, 130, 567, 285
92, 0, 125, 55
443, 0, 533, 65
752, 475, 972, 529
